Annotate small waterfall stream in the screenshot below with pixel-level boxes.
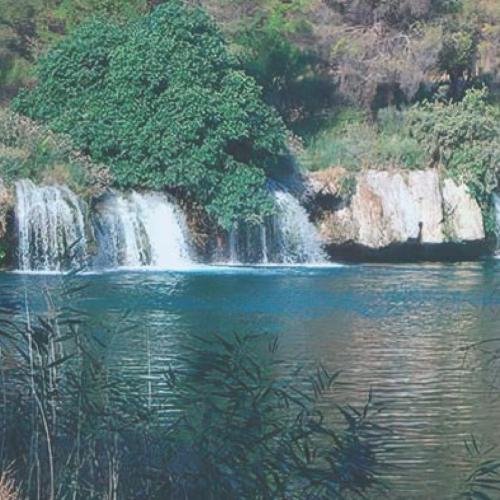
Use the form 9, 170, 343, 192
16, 180, 89, 272
93, 191, 191, 269
273, 190, 326, 263
227, 189, 326, 264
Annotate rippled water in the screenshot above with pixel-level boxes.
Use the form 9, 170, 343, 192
1, 261, 499, 499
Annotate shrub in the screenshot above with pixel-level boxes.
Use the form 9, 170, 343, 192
407, 88, 500, 208
0, 108, 110, 197
13, 1, 287, 229
238, 18, 335, 131
300, 107, 428, 172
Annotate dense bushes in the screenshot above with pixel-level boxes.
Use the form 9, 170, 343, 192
300, 108, 429, 172
235, 4, 336, 131
0, 107, 110, 269
0, 0, 149, 99
4, 1, 499, 122
0, 107, 110, 196
302, 89, 499, 184
407, 88, 499, 208
199, 0, 499, 117
13, 2, 287, 228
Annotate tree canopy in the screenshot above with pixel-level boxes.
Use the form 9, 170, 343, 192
13, 1, 287, 228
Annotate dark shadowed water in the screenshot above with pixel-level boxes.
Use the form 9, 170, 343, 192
1, 261, 499, 499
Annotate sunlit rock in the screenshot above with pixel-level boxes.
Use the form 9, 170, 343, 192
309, 168, 487, 260
442, 179, 485, 242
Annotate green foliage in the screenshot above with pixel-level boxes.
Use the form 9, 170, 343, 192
14, 2, 287, 228
53, 0, 148, 28
0, 0, 149, 95
338, 173, 357, 199
3, 0, 499, 126
438, 17, 480, 99
301, 107, 429, 172
439, 26, 477, 77
407, 88, 500, 207
0, 107, 110, 196
235, 2, 335, 130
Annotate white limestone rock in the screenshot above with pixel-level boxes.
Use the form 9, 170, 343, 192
310, 168, 485, 249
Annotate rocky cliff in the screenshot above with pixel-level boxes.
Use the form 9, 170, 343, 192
308, 167, 489, 261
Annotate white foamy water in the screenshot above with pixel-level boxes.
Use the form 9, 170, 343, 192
93, 191, 192, 269
14, 180, 328, 273
226, 189, 326, 264
272, 190, 326, 264
15, 180, 89, 272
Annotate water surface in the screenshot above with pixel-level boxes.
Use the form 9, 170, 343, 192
1, 261, 499, 499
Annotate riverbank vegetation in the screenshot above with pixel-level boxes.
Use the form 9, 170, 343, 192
0, 280, 386, 499
13, 2, 288, 229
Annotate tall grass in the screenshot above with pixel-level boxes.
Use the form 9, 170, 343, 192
0, 277, 388, 499
459, 325, 500, 500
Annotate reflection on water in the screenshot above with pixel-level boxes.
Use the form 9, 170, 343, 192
0, 261, 499, 499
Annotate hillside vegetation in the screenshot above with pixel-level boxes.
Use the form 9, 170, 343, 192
2, 1, 499, 111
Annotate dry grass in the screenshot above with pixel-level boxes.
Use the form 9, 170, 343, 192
0, 468, 18, 500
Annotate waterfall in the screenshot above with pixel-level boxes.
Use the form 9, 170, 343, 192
93, 191, 191, 269
272, 190, 326, 263
15, 180, 89, 272
226, 189, 326, 264
14, 180, 325, 272
260, 226, 268, 264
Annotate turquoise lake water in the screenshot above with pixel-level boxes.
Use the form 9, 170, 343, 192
1, 261, 499, 499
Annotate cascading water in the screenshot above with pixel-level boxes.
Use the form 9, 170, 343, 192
227, 189, 326, 264
15, 180, 89, 272
14, 179, 325, 272
93, 191, 192, 269
272, 190, 326, 263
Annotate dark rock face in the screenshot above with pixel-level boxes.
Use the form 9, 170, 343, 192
325, 241, 490, 263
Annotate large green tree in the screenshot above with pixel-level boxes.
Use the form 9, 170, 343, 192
13, 1, 287, 228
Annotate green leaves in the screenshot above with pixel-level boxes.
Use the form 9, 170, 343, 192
166, 331, 386, 499
14, 1, 287, 228
407, 88, 500, 211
